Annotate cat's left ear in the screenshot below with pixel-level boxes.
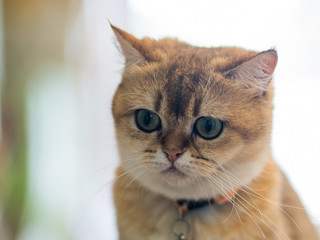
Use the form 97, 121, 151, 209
225, 49, 278, 96
110, 23, 146, 67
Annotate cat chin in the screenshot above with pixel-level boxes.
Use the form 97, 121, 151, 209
127, 151, 269, 200
137, 174, 223, 200
138, 164, 265, 200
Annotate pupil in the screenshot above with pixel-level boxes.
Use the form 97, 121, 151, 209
143, 112, 151, 125
204, 119, 212, 132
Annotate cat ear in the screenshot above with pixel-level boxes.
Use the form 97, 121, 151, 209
110, 23, 145, 66
226, 49, 278, 95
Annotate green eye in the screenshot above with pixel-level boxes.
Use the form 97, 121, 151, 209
194, 117, 223, 140
135, 109, 161, 133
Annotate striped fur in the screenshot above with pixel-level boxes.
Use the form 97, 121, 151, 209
111, 24, 318, 240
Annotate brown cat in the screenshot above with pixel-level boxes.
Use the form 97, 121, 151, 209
110, 23, 318, 240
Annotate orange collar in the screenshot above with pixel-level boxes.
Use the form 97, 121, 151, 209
174, 188, 239, 214
172, 188, 239, 239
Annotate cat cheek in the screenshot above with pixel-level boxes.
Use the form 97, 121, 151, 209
191, 135, 244, 165
154, 149, 171, 165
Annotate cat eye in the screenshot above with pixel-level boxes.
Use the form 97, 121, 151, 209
135, 109, 161, 133
194, 117, 223, 140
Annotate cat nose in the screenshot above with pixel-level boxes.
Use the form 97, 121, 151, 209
162, 148, 185, 162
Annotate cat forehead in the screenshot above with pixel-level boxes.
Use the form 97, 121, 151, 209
121, 62, 237, 119
150, 67, 227, 120
119, 44, 263, 119
155, 42, 257, 70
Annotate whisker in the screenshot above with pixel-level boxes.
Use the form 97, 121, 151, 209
215, 164, 303, 232
119, 169, 148, 200
212, 164, 296, 239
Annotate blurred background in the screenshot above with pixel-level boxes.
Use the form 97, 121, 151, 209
0, 0, 319, 239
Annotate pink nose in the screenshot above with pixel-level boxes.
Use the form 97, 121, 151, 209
162, 148, 185, 162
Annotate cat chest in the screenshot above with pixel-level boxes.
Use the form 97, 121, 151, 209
125, 205, 242, 240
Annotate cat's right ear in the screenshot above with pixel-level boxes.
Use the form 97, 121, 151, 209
110, 23, 145, 67
225, 49, 278, 96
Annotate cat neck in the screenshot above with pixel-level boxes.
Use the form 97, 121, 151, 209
174, 187, 239, 213
114, 160, 281, 217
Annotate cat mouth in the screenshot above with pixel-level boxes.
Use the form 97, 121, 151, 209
162, 166, 186, 178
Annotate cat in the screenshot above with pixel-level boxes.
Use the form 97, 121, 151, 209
110, 23, 318, 240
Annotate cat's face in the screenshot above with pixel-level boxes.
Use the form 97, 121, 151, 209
111, 25, 277, 199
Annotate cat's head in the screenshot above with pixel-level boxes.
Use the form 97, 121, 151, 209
111, 24, 277, 200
